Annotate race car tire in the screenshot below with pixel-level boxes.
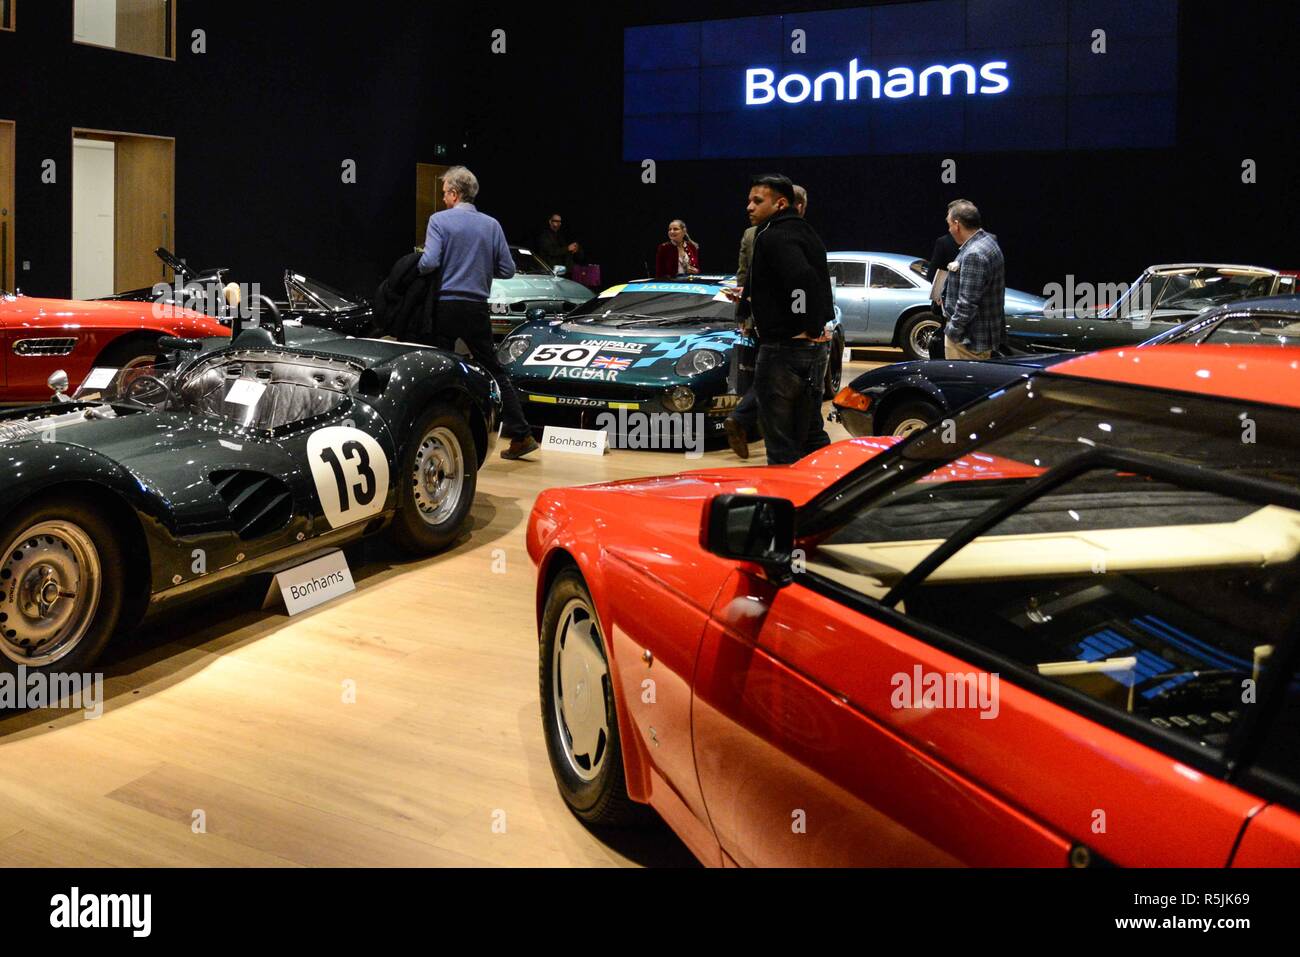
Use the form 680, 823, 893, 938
540, 566, 647, 827
0, 498, 124, 676
823, 333, 845, 399
898, 311, 944, 362
388, 403, 477, 554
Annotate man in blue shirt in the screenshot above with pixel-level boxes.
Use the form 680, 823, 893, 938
419, 166, 539, 460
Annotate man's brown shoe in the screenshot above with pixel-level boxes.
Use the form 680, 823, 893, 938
501, 435, 541, 460
723, 417, 749, 459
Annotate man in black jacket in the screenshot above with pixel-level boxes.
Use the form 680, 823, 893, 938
739, 174, 832, 465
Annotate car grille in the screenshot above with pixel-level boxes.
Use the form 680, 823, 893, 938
13, 337, 77, 357
210, 470, 294, 540
521, 379, 659, 402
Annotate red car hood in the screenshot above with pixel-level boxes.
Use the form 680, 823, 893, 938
0, 296, 229, 337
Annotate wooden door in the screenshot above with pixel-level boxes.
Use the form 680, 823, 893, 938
116, 0, 174, 58
415, 163, 449, 246
0, 121, 12, 291
113, 135, 174, 293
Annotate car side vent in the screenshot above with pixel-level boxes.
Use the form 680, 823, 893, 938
209, 470, 294, 540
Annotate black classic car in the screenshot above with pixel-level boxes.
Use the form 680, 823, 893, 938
835, 295, 1300, 437
0, 312, 500, 675
104, 248, 378, 337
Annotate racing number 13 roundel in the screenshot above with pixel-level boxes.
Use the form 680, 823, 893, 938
307, 426, 391, 528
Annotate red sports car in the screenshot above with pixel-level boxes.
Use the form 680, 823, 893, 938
0, 292, 229, 404
528, 345, 1300, 867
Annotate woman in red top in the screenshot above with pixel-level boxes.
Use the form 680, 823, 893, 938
654, 220, 700, 278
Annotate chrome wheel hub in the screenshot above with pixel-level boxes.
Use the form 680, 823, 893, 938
411, 426, 464, 526
892, 417, 930, 437
910, 318, 941, 356
552, 598, 609, 782
0, 521, 101, 666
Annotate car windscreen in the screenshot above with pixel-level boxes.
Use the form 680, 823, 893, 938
1155, 269, 1276, 310
287, 274, 356, 311
510, 248, 553, 276
565, 284, 737, 326
73, 357, 181, 403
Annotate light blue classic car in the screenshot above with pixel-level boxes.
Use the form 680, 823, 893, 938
828, 251, 1047, 359
488, 246, 596, 338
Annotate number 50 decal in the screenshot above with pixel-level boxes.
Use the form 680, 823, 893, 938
307, 427, 390, 528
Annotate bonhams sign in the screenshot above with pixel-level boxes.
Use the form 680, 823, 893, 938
745, 59, 1009, 105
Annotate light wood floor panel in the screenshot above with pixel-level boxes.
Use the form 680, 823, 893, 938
0, 357, 889, 866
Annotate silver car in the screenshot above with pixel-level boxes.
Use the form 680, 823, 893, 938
828, 251, 1047, 359
489, 246, 595, 338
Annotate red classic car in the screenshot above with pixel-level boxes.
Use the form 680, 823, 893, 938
0, 292, 229, 404
528, 345, 1300, 867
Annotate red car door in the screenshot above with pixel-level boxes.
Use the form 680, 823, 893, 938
693, 569, 1262, 867
693, 569, 1071, 866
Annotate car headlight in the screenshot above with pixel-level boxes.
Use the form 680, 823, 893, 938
664, 386, 695, 412
675, 349, 723, 376
498, 336, 531, 364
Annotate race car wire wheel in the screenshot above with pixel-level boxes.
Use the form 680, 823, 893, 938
412, 426, 465, 527
0, 521, 102, 667
907, 316, 942, 359
552, 596, 610, 783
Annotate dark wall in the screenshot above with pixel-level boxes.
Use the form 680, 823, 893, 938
0, 1, 442, 299
1, 1, 1294, 303
440, 0, 1297, 294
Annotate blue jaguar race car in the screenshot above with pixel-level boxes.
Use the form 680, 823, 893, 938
832, 294, 1300, 437
497, 276, 845, 444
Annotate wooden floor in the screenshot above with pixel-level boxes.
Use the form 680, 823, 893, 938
0, 353, 895, 867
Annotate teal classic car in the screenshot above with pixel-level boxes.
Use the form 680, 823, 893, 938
489, 247, 596, 338
828, 251, 1047, 359
496, 277, 844, 445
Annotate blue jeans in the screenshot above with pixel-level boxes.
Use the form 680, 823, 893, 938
754, 340, 830, 466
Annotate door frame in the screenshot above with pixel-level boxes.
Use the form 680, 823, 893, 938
0, 119, 14, 292
71, 0, 178, 61
70, 127, 176, 296
415, 163, 450, 246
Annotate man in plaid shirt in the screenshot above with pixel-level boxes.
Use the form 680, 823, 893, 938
941, 200, 1006, 359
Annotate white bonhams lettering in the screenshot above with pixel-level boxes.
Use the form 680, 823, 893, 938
49, 887, 151, 937
746, 59, 1009, 105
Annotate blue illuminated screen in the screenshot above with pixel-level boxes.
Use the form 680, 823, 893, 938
623, 0, 1178, 159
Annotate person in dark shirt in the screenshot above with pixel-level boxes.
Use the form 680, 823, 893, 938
535, 213, 579, 272
725, 184, 808, 459
737, 174, 832, 465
